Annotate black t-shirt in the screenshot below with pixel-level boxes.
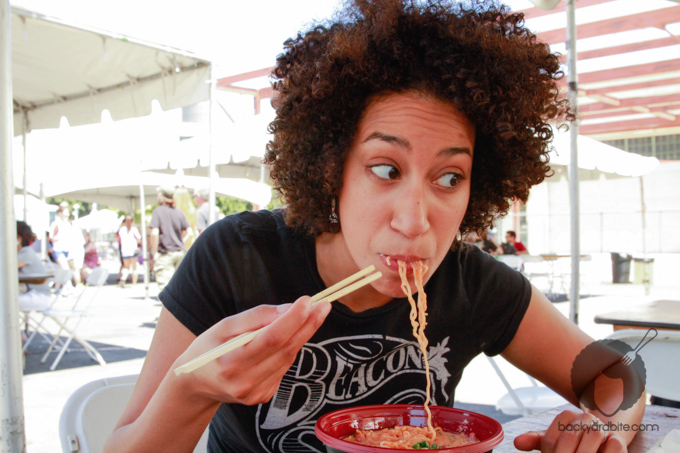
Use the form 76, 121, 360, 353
161, 209, 531, 453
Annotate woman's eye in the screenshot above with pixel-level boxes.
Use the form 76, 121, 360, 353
435, 173, 460, 188
370, 164, 400, 180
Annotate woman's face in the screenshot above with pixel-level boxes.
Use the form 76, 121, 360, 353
336, 92, 474, 298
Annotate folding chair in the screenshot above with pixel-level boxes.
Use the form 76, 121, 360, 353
40, 267, 110, 371
21, 267, 74, 352
488, 356, 568, 416
60, 374, 209, 453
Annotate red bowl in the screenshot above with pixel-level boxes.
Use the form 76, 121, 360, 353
315, 405, 503, 453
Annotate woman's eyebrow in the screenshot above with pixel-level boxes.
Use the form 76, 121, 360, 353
363, 132, 471, 157
438, 147, 472, 157
362, 131, 411, 149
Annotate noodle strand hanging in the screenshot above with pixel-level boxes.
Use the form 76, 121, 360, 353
397, 260, 435, 438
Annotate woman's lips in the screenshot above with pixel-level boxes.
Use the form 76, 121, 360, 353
379, 254, 425, 273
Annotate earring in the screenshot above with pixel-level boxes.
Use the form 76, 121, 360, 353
329, 197, 339, 224
456, 230, 462, 242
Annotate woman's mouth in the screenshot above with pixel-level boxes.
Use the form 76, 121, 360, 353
379, 254, 425, 273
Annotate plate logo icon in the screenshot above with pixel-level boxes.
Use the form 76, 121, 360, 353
571, 329, 654, 416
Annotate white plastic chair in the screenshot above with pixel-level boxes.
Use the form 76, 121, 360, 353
488, 356, 568, 416
605, 329, 680, 402
40, 267, 109, 371
21, 268, 74, 351
60, 374, 209, 453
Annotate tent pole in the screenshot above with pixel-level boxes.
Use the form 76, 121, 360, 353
208, 64, 216, 227
40, 182, 46, 260
22, 116, 27, 221
566, 0, 580, 324
140, 183, 149, 300
639, 176, 650, 295
0, 0, 27, 450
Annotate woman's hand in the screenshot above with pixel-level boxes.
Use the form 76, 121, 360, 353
514, 410, 627, 452
173, 296, 332, 407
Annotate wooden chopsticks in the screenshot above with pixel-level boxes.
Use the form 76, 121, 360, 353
174, 265, 382, 375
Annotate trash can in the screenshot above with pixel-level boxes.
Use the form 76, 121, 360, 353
610, 252, 632, 284
633, 258, 654, 285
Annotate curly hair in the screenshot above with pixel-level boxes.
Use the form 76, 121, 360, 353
264, 0, 574, 238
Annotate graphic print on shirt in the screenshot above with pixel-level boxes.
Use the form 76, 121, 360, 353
255, 335, 452, 452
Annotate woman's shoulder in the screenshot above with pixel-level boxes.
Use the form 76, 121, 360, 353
196, 209, 299, 250
438, 241, 507, 277
448, 241, 495, 261
217, 209, 292, 237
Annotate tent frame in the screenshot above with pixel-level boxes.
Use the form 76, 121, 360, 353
1, 5, 213, 450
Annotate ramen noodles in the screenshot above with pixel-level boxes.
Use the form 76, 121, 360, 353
344, 425, 479, 449
398, 260, 435, 436
342, 260, 480, 449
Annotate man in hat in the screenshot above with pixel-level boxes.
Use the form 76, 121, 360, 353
149, 186, 191, 292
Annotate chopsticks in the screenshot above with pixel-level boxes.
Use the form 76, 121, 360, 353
174, 265, 382, 375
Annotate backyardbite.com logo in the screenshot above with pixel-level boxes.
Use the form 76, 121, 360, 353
570, 329, 656, 417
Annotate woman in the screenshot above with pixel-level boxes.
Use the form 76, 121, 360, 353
80, 231, 101, 282
117, 215, 142, 287
17, 221, 52, 312
106, 1, 644, 452
49, 202, 72, 270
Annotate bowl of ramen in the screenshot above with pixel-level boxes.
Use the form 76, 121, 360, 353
315, 404, 503, 452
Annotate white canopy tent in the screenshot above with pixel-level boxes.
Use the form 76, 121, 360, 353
1, 5, 213, 450
42, 171, 272, 211
549, 128, 660, 178
10, 7, 211, 134
72, 208, 124, 234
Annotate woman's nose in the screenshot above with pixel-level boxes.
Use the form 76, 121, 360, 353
390, 187, 431, 238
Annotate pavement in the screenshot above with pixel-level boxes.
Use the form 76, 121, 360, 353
19, 253, 680, 452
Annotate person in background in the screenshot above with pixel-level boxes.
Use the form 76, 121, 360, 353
504, 230, 528, 255
17, 221, 52, 312
68, 226, 85, 287
43, 232, 56, 264
81, 230, 100, 282
193, 187, 221, 235
117, 215, 141, 287
149, 186, 190, 292
49, 202, 72, 271
481, 230, 503, 255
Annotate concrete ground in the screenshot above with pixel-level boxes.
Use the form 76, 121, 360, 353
19, 253, 679, 452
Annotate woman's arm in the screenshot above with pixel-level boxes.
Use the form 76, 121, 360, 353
104, 296, 331, 452
503, 286, 645, 452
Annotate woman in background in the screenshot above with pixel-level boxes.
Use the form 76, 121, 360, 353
17, 221, 52, 312
80, 230, 101, 282
117, 215, 141, 287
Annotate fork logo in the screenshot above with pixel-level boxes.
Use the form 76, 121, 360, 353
570, 329, 654, 417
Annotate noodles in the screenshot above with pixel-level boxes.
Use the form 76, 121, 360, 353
397, 260, 434, 438
344, 425, 479, 449
341, 259, 481, 450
